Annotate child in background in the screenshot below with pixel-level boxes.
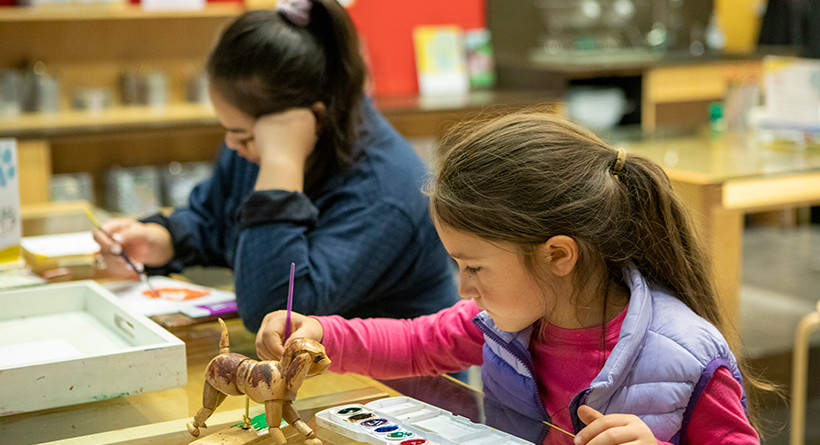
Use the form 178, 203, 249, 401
255, 112, 762, 444
92, 0, 458, 332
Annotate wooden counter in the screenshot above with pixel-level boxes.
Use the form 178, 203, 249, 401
618, 131, 820, 344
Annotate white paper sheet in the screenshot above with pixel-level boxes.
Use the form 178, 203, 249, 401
104, 276, 235, 317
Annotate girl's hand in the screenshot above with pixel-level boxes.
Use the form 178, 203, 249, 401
256, 310, 324, 361
92, 218, 174, 278
574, 405, 657, 445
252, 107, 319, 192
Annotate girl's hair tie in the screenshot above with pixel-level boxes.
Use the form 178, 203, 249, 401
276, 0, 312, 27
612, 148, 627, 177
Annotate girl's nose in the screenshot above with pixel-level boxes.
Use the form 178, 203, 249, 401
457, 275, 478, 300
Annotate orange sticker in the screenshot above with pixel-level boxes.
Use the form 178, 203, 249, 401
142, 287, 211, 301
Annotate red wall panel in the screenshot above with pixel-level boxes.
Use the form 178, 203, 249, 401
347, 0, 485, 96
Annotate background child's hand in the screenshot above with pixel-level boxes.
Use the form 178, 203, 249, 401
256, 310, 324, 361
92, 218, 174, 277
252, 107, 319, 192
574, 405, 657, 445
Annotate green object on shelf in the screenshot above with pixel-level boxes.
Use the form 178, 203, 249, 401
709, 101, 726, 134
709, 102, 724, 122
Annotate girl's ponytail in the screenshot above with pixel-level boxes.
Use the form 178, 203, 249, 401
609, 148, 779, 435
613, 154, 723, 330
305, 0, 366, 167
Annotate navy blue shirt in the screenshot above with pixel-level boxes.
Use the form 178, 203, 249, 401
144, 100, 459, 332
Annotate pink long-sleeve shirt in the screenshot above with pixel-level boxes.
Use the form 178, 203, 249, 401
317, 299, 759, 445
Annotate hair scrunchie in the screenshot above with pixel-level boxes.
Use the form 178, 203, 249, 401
276, 0, 312, 27
612, 148, 627, 177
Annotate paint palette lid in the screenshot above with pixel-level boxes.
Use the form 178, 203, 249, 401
367, 397, 532, 445
315, 397, 533, 445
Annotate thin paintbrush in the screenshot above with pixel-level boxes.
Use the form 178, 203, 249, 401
283, 262, 295, 341
282, 263, 296, 338
84, 209, 160, 299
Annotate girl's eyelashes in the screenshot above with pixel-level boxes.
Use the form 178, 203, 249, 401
463, 266, 481, 274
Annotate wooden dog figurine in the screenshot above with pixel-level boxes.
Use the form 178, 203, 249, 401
187, 319, 331, 445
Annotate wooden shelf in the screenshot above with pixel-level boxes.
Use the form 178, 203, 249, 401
0, 3, 244, 22
0, 103, 219, 137
0, 91, 563, 139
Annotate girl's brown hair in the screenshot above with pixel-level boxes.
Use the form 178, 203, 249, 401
428, 111, 772, 429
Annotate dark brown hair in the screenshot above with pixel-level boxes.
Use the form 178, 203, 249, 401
428, 111, 773, 430
207, 2, 366, 177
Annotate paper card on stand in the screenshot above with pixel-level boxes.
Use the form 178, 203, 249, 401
763, 56, 820, 126
104, 276, 236, 317
0, 139, 20, 262
413, 25, 470, 97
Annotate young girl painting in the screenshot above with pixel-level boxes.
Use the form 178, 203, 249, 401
255, 112, 761, 444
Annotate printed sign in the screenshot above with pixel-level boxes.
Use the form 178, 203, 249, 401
0, 139, 20, 255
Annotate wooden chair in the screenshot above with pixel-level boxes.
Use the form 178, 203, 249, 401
791, 299, 820, 445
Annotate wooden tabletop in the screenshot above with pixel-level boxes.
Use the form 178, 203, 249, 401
613, 130, 820, 185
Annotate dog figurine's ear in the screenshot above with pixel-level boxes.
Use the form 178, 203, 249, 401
282, 338, 331, 376
282, 338, 331, 393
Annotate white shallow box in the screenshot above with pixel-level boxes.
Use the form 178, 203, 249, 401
0, 281, 186, 416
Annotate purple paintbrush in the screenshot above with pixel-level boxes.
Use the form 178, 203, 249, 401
283, 262, 295, 341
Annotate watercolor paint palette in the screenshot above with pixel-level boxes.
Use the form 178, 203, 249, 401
315, 396, 533, 445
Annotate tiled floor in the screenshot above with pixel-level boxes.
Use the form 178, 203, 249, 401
741, 224, 820, 445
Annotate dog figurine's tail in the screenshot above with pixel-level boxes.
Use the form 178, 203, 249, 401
218, 318, 230, 355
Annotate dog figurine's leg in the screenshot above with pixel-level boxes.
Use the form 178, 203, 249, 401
186, 380, 228, 437
265, 399, 287, 445
283, 401, 322, 445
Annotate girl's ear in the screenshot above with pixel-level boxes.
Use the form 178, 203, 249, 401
541, 235, 578, 277
311, 101, 327, 132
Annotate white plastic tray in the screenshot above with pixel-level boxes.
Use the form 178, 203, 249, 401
315, 396, 533, 445
0, 281, 186, 416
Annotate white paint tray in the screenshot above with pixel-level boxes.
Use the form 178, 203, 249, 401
316, 396, 533, 445
0, 280, 186, 416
